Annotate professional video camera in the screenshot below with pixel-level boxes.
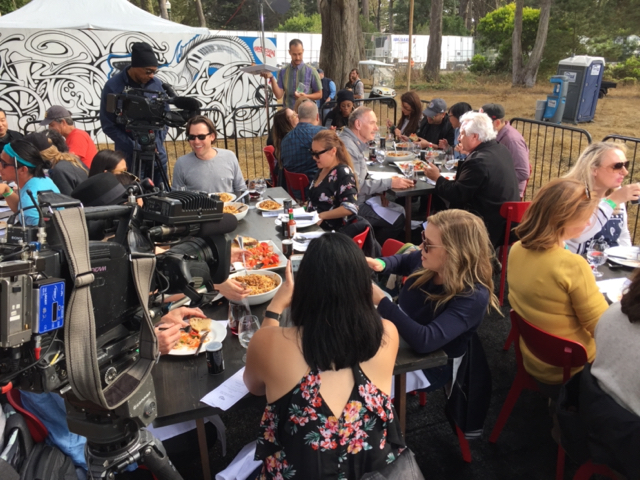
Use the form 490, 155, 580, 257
105, 85, 201, 189
0, 188, 236, 479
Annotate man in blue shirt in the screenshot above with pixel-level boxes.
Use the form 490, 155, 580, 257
99, 42, 168, 188
280, 100, 325, 185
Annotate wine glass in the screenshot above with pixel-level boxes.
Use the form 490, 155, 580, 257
238, 315, 260, 362
254, 178, 267, 202
587, 241, 608, 277
228, 302, 251, 336
444, 154, 456, 172
375, 147, 386, 168
404, 163, 415, 180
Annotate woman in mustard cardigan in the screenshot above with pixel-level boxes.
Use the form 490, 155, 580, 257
507, 178, 609, 395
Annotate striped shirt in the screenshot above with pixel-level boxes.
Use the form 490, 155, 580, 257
277, 62, 321, 109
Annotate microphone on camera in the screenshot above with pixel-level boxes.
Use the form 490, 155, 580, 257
168, 96, 201, 112
197, 213, 238, 238
161, 82, 177, 98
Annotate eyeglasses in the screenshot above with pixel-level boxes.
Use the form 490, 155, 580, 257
187, 134, 211, 141
420, 230, 445, 253
309, 148, 330, 159
0, 159, 15, 169
606, 161, 630, 171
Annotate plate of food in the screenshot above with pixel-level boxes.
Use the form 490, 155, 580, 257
385, 151, 413, 160
394, 159, 428, 172
168, 318, 227, 356
256, 199, 283, 212
212, 192, 236, 203
604, 246, 640, 268
274, 212, 319, 229
223, 202, 249, 221
228, 270, 282, 305
233, 238, 286, 270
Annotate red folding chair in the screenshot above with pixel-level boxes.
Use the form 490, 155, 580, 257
498, 201, 531, 308
262, 146, 278, 188
352, 227, 370, 250
489, 310, 588, 480
283, 168, 310, 203
381, 238, 404, 257
573, 459, 618, 480
6, 389, 49, 443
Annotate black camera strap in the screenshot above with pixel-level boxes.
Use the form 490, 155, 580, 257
52, 208, 158, 409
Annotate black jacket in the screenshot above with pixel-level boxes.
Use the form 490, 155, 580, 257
434, 139, 519, 247
417, 114, 455, 146
0, 130, 24, 152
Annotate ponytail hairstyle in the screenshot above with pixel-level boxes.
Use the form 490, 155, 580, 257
32, 131, 85, 170
5, 139, 49, 177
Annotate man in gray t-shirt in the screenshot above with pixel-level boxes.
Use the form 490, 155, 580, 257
172, 117, 245, 193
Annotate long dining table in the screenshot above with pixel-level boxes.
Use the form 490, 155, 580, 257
151, 187, 447, 480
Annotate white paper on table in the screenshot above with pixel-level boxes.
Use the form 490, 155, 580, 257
201, 367, 249, 411
426, 172, 455, 185
390, 370, 430, 399
411, 220, 424, 230
368, 171, 399, 180
365, 196, 404, 225
215, 441, 262, 480
596, 277, 631, 303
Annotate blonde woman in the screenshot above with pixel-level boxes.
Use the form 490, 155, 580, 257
509, 178, 608, 394
563, 142, 640, 253
307, 129, 359, 231
24, 131, 87, 195
366, 209, 499, 390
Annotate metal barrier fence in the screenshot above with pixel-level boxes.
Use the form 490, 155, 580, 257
509, 118, 592, 201
321, 96, 397, 131
603, 134, 640, 243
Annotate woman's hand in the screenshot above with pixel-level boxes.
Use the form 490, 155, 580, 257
608, 183, 640, 205
267, 260, 294, 315
162, 307, 205, 327
366, 257, 384, 272
371, 282, 387, 306
230, 246, 251, 264
214, 279, 250, 302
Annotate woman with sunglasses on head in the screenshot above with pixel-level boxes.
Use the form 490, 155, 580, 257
366, 209, 499, 390
0, 139, 59, 226
508, 178, 608, 395
171, 115, 245, 193
563, 142, 640, 253
306, 130, 359, 231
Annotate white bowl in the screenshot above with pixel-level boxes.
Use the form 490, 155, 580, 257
229, 270, 282, 305
223, 202, 249, 221
212, 192, 236, 203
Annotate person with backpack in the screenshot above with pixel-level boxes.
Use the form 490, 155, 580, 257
345, 69, 364, 99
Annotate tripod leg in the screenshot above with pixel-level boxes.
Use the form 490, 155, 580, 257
138, 430, 185, 480
154, 154, 171, 191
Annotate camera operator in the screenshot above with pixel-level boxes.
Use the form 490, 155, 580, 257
99, 42, 168, 187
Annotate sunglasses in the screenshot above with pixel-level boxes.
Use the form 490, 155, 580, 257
607, 161, 630, 171
309, 148, 330, 159
0, 159, 15, 168
187, 134, 211, 141
420, 230, 445, 253
143, 68, 157, 75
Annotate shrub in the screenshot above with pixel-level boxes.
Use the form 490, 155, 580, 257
608, 56, 640, 81
469, 54, 493, 74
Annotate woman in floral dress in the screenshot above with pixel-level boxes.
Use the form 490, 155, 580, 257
244, 233, 406, 479
305, 130, 359, 231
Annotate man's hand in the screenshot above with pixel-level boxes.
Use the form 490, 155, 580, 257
154, 306, 207, 355
439, 139, 450, 150
259, 72, 274, 80
215, 278, 250, 302
391, 176, 414, 189
418, 138, 436, 149
294, 91, 306, 99
423, 162, 441, 181
162, 307, 205, 327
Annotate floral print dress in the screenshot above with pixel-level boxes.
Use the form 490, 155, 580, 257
255, 366, 405, 480
307, 165, 358, 231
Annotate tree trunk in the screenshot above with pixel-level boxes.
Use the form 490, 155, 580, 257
319, 0, 361, 89
424, 0, 443, 82
158, 0, 168, 19
459, 0, 472, 30
512, 0, 524, 85
376, 0, 382, 30
195, 0, 207, 27
513, 0, 553, 87
388, 0, 394, 32
362, 0, 369, 22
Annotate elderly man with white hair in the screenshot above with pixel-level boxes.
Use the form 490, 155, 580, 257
424, 111, 519, 247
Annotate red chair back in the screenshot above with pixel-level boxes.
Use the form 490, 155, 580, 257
498, 201, 531, 306
263, 146, 278, 187
511, 310, 588, 383
6, 389, 49, 443
381, 238, 404, 257
353, 227, 370, 250
283, 168, 310, 202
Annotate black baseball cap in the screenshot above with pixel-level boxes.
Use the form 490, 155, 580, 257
481, 103, 506, 120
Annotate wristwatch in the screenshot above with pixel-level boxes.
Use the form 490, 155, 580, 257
264, 310, 281, 322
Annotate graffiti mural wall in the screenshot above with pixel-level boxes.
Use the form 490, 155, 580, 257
0, 29, 276, 139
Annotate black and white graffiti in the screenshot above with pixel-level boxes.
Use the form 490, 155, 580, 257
0, 29, 272, 139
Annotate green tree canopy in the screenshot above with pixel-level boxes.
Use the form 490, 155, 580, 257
275, 13, 322, 33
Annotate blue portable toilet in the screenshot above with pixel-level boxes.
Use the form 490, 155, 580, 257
542, 75, 569, 124
556, 55, 605, 123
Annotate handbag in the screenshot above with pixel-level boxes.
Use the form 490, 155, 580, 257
360, 448, 425, 480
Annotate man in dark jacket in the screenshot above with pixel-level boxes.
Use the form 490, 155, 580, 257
0, 108, 23, 153
416, 98, 455, 148
99, 42, 168, 188
424, 111, 519, 247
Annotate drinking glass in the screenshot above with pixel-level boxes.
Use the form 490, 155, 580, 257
587, 242, 608, 277
238, 315, 260, 362
444, 154, 456, 172
228, 302, 251, 336
254, 178, 267, 201
375, 148, 386, 168
373, 131, 381, 148
404, 163, 415, 179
